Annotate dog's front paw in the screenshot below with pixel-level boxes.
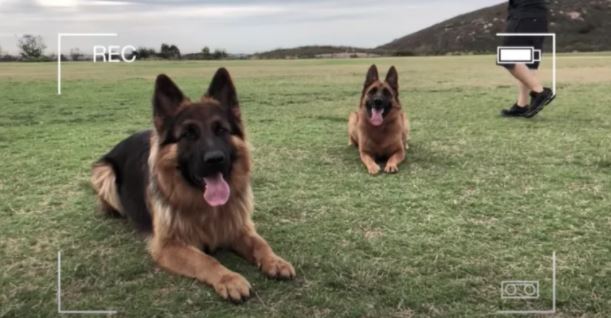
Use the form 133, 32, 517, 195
213, 272, 251, 303
384, 163, 399, 174
260, 255, 295, 280
367, 164, 381, 175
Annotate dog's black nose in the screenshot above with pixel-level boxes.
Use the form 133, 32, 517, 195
373, 98, 384, 108
204, 151, 225, 164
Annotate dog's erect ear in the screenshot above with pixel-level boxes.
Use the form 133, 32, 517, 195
205, 68, 243, 136
206, 68, 239, 114
385, 66, 399, 96
153, 74, 185, 133
364, 64, 379, 91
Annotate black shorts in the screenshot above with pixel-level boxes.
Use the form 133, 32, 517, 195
499, 17, 548, 70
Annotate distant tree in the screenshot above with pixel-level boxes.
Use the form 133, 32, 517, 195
394, 50, 415, 57
212, 49, 227, 60
69, 48, 82, 61
40, 54, 54, 62
160, 43, 181, 59
135, 47, 156, 59
17, 34, 46, 59
169, 45, 181, 59
0, 44, 15, 62
0, 54, 18, 62
201, 46, 211, 59
159, 43, 170, 58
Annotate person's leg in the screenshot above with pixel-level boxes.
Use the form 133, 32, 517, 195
513, 62, 555, 118
517, 69, 537, 106
517, 81, 530, 107
501, 66, 535, 117
499, 16, 554, 118
509, 64, 543, 94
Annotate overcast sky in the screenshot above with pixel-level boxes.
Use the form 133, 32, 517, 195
0, 0, 503, 55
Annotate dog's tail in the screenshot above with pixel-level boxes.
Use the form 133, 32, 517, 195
91, 161, 124, 216
348, 112, 359, 146
403, 112, 411, 149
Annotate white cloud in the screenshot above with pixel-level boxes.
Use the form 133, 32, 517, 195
88, 1, 132, 6
0, 0, 504, 54
163, 5, 287, 18
36, 0, 78, 7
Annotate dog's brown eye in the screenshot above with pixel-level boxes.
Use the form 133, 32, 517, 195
214, 123, 229, 136
180, 125, 198, 140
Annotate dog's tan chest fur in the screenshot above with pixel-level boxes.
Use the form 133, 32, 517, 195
150, 184, 253, 250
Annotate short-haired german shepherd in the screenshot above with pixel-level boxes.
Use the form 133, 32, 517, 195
348, 65, 410, 174
91, 68, 295, 303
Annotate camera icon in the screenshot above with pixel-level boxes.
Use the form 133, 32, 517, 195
501, 281, 540, 299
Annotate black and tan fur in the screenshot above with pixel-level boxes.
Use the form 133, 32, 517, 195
348, 65, 410, 174
91, 68, 294, 303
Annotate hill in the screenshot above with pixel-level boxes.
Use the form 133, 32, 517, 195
378, 0, 611, 55
253, 45, 378, 59
255, 1, 611, 58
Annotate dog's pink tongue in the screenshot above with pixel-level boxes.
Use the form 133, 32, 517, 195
203, 173, 230, 207
370, 109, 384, 126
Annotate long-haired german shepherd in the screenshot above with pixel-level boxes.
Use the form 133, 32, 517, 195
348, 65, 410, 174
91, 68, 295, 303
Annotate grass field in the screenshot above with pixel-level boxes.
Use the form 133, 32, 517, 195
1, 55, 610, 317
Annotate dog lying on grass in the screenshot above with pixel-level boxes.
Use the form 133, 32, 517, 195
91, 68, 295, 303
349, 65, 410, 174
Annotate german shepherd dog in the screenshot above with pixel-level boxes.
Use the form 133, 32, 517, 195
91, 68, 295, 303
348, 65, 410, 175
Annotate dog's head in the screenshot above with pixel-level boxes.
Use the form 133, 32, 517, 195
152, 68, 246, 207
361, 65, 399, 127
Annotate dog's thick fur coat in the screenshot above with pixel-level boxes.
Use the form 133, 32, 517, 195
348, 65, 410, 174
91, 69, 294, 303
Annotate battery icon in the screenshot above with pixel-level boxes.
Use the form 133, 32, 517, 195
497, 46, 541, 64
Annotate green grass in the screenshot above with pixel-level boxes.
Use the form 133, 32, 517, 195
1, 55, 610, 317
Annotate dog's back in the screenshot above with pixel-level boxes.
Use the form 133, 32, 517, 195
91, 130, 153, 232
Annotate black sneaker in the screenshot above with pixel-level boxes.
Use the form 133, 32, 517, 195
524, 88, 556, 118
501, 103, 529, 117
